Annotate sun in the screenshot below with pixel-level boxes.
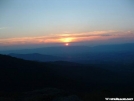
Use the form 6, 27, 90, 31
65, 43, 69, 46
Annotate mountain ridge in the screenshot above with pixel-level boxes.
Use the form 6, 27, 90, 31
1, 43, 134, 56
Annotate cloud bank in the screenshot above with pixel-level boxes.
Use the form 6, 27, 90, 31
0, 30, 133, 46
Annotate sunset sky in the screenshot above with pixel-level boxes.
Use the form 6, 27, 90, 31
0, 0, 134, 49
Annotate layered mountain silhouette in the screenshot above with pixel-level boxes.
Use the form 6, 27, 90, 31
0, 54, 134, 92
1, 43, 134, 100
0, 54, 112, 92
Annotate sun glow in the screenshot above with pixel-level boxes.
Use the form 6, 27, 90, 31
60, 37, 74, 43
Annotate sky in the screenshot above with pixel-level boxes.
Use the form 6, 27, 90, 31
0, 0, 134, 49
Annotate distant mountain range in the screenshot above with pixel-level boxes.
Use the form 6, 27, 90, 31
1, 43, 134, 54
6, 43, 134, 64
9, 53, 64, 62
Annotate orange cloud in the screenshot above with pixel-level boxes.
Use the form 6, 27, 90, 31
0, 30, 133, 46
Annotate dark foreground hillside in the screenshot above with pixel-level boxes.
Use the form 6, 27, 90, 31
0, 54, 134, 101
